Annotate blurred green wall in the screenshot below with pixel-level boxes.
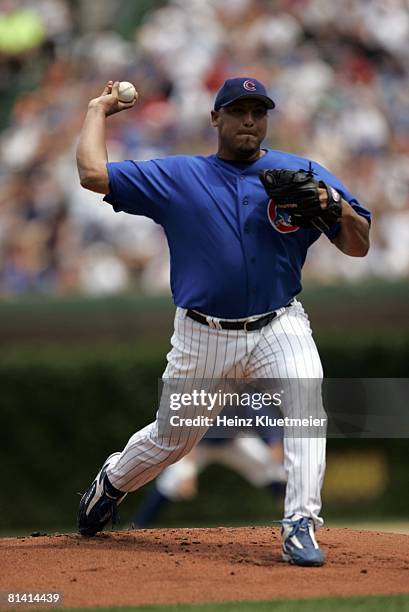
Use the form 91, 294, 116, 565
1, 281, 408, 532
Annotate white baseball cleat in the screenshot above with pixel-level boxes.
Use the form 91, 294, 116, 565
281, 515, 325, 566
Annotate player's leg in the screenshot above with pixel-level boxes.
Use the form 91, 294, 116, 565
247, 300, 326, 565
78, 308, 248, 535
215, 436, 287, 488
106, 309, 249, 491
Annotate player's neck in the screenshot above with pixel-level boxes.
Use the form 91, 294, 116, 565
217, 148, 266, 162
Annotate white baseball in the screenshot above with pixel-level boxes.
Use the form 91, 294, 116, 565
118, 81, 137, 103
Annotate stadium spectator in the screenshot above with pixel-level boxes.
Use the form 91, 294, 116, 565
1, 0, 408, 296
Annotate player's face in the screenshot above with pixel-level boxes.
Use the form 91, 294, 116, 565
211, 99, 268, 161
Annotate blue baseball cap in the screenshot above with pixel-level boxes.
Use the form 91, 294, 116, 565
214, 77, 275, 111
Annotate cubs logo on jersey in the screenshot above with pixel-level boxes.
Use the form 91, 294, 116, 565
267, 199, 300, 234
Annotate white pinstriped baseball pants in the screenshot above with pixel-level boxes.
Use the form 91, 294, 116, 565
108, 300, 326, 526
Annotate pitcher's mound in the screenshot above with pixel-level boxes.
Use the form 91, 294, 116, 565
1, 527, 409, 608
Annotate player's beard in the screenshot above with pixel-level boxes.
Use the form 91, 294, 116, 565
235, 135, 260, 159
217, 130, 264, 161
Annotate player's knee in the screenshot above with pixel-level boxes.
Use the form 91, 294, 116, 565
148, 436, 197, 468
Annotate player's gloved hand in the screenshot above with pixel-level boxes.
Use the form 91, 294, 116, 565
259, 168, 342, 233
88, 81, 137, 117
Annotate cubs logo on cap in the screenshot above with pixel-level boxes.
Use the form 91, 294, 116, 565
243, 80, 257, 92
214, 77, 275, 111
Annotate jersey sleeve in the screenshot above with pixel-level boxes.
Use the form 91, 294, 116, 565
103, 157, 179, 224
309, 161, 371, 243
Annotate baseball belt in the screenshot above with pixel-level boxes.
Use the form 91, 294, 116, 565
186, 302, 293, 332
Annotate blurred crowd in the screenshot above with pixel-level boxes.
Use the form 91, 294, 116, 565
0, 0, 408, 297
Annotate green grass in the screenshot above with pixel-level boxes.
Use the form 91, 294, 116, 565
39, 594, 409, 612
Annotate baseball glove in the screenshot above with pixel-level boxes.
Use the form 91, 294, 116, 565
259, 168, 342, 233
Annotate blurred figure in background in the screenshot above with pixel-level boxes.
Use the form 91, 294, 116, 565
132, 411, 286, 529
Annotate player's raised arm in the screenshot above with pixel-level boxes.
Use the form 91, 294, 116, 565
76, 81, 138, 194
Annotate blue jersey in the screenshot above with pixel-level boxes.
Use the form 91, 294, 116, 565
104, 149, 370, 318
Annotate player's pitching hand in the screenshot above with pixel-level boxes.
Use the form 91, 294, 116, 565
88, 81, 138, 117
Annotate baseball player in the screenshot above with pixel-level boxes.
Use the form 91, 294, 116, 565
76, 77, 370, 566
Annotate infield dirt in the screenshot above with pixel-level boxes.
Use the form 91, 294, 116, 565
1, 527, 408, 608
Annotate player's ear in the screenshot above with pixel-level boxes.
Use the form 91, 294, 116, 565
210, 110, 219, 128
